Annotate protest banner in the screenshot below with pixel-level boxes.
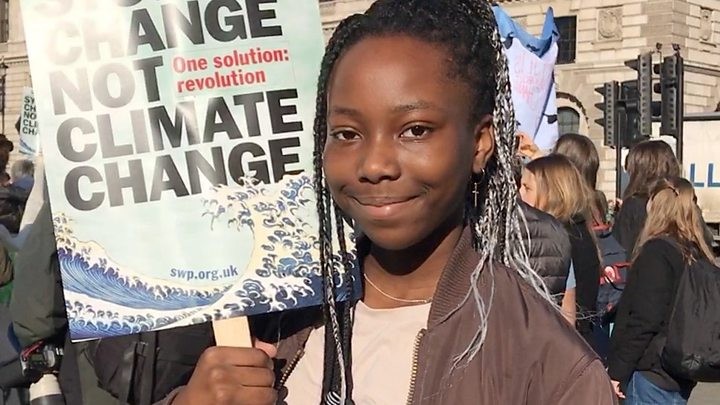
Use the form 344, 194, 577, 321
494, 6, 560, 153
19, 87, 39, 157
21, 0, 354, 342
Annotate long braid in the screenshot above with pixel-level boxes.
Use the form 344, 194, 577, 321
333, 205, 354, 400
313, 14, 365, 404
313, 0, 556, 400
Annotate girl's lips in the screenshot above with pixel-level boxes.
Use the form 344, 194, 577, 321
353, 196, 416, 207
351, 196, 418, 219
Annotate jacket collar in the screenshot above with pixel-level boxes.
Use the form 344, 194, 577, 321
426, 227, 482, 328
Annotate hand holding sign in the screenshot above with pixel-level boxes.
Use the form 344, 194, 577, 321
173, 342, 278, 405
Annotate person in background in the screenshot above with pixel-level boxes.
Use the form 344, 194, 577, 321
553, 133, 631, 364
553, 133, 607, 225
613, 140, 679, 254
10, 161, 34, 192
0, 136, 27, 404
608, 177, 713, 404
0, 139, 28, 235
521, 155, 601, 348
519, 200, 576, 324
514, 156, 574, 322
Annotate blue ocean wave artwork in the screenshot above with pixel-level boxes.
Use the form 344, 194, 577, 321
56, 173, 358, 340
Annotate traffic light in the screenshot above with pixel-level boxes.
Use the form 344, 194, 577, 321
624, 52, 653, 137
654, 54, 684, 136
620, 80, 649, 147
595, 81, 619, 147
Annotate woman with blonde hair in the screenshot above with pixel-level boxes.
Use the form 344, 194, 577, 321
608, 177, 712, 404
520, 154, 601, 347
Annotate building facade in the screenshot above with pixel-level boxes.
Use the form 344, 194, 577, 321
319, 0, 720, 196
0, 0, 28, 163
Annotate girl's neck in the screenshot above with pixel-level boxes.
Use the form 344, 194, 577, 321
362, 222, 464, 309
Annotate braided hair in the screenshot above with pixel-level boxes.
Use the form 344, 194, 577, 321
312, 1, 552, 403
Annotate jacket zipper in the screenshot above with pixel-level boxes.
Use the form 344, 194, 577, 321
406, 329, 426, 405
277, 348, 305, 389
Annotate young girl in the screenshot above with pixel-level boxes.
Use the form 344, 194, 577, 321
608, 177, 713, 404
520, 155, 601, 348
164, 1, 615, 404
553, 133, 607, 225
613, 140, 680, 254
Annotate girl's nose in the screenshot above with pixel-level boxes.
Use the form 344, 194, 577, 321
357, 136, 401, 184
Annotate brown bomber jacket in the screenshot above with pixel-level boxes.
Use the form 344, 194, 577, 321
162, 229, 618, 404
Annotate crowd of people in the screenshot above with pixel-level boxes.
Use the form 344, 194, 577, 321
1, 0, 718, 404
518, 133, 716, 404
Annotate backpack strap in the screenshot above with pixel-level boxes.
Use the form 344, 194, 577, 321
117, 338, 140, 405
115, 332, 159, 405
138, 332, 158, 405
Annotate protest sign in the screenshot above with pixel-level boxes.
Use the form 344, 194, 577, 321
21, 0, 353, 341
19, 87, 39, 157
494, 6, 560, 152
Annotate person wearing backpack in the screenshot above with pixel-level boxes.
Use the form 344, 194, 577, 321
608, 177, 714, 404
552, 133, 630, 361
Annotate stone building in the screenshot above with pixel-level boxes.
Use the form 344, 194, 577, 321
319, 0, 720, 196
0, 0, 29, 163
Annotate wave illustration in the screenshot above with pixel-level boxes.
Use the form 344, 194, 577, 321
201, 175, 358, 319
64, 292, 199, 340
54, 215, 231, 311
58, 173, 358, 340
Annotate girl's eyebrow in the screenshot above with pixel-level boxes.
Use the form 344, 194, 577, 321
330, 106, 362, 118
391, 100, 443, 113
329, 100, 444, 118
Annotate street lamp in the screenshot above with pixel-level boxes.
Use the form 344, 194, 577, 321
0, 60, 7, 136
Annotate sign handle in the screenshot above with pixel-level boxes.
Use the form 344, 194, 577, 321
213, 317, 251, 347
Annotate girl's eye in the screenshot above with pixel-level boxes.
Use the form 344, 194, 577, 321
330, 130, 360, 141
400, 125, 431, 139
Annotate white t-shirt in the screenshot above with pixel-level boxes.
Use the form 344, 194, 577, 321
283, 301, 431, 405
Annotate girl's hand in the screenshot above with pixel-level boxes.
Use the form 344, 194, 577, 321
611, 380, 625, 399
172, 342, 278, 405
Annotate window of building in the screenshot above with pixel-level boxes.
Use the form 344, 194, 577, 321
0, 0, 8, 43
554, 16, 577, 64
558, 107, 580, 135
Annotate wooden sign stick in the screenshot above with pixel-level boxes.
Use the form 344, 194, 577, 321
213, 316, 252, 347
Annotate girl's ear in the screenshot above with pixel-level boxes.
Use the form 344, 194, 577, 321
472, 114, 495, 174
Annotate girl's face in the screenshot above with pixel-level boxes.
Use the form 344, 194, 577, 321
323, 35, 494, 251
519, 169, 538, 208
